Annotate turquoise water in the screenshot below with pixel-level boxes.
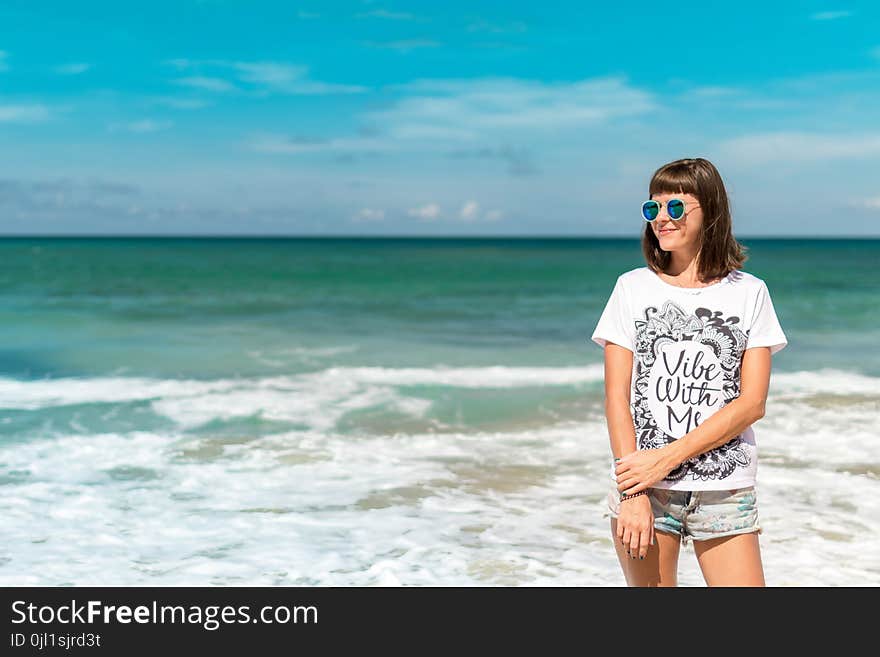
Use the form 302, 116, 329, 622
1, 237, 878, 585
2, 237, 877, 379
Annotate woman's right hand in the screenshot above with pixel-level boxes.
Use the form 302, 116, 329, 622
616, 494, 655, 560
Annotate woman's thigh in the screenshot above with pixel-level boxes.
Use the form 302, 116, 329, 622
611, 519, 681, 587
693, 532, 765, 586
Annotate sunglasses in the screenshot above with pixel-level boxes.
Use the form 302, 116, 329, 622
641, 198, 699, 222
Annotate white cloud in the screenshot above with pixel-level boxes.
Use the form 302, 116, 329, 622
173, 76, 236, 92
466, 19, 527, 33
109, 119, 173, 133
249, 135, 328, 154
355, 9, 418, 20
231, 61, 365, 94
853, 197, 880, 210
394, 124, 480, 140
282, 79, 368, 94
248, 133, 391, 154
407, 203, 441, 220
352, 208, 385, 222
153, 97, 210, 110
55, 62, 90, 75
460, 200, 479, 221
233, 62, 307, 87
683, 83, 796, 111
165, 58, 193, 70
0, 177, 142, 228
361, 39, 441, 52
0, 104, 50, 122
717, 132, 880, 164
370, 76, 656, 143
809, 10, 853, 21
249, 75, 655, 165
457, 201, 504, 222
166, 59, 366, 95
692, 86, 741, 97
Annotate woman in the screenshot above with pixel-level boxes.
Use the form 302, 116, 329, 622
590, 158, 787, 587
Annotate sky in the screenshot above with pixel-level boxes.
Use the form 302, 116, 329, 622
1, 0, 879, 236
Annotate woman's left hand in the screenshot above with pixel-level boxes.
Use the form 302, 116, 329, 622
615, 448, 678, 496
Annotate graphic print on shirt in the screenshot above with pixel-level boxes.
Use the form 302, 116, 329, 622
633, 300, 750, 482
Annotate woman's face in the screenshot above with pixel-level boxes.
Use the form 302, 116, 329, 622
650, 191, 703, 252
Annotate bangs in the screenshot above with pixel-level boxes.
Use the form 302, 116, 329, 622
649, 162, 699, 198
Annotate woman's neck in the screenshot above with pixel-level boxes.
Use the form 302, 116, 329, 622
665, 254, 701, 280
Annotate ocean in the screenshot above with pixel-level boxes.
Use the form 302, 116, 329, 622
0, 237, 877, 586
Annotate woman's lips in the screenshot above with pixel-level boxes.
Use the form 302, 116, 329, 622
658, 228, 677, 236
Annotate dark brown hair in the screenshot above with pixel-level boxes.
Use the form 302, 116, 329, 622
641, 157, 748, 281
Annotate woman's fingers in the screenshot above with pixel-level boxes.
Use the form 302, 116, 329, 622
623, 526, 652, 560
629, 532, 640, 559
616, 466, 647, 488
616, 475, 638, 492
622, 528, 636, 558
617, 479, 647, 496
624, 482, 648, 496
638, 528, 651, 560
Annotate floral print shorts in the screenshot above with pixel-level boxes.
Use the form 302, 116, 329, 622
606, 485, 762, 546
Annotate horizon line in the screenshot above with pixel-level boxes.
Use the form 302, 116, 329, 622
0, 234, 877, 240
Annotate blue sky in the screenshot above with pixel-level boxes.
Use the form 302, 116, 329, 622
1, 1, 879, 236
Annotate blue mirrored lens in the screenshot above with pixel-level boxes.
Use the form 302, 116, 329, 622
667, 199, 685, 219
642, 201, 659, 221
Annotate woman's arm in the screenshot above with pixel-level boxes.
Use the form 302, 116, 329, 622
603, 343, 637, 459
603, 342, 655, 561
615, 346, 773, 495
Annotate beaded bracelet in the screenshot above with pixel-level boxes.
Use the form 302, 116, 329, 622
619, 489, 648, 502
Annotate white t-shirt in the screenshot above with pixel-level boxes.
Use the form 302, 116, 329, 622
590, 266, 788, 491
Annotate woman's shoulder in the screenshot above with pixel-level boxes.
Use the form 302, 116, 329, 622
726, 269, 768, 291
614, 267, 769, 292
616, 266, 651, 285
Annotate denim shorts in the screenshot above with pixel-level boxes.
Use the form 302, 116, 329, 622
606, 485, 762, 546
